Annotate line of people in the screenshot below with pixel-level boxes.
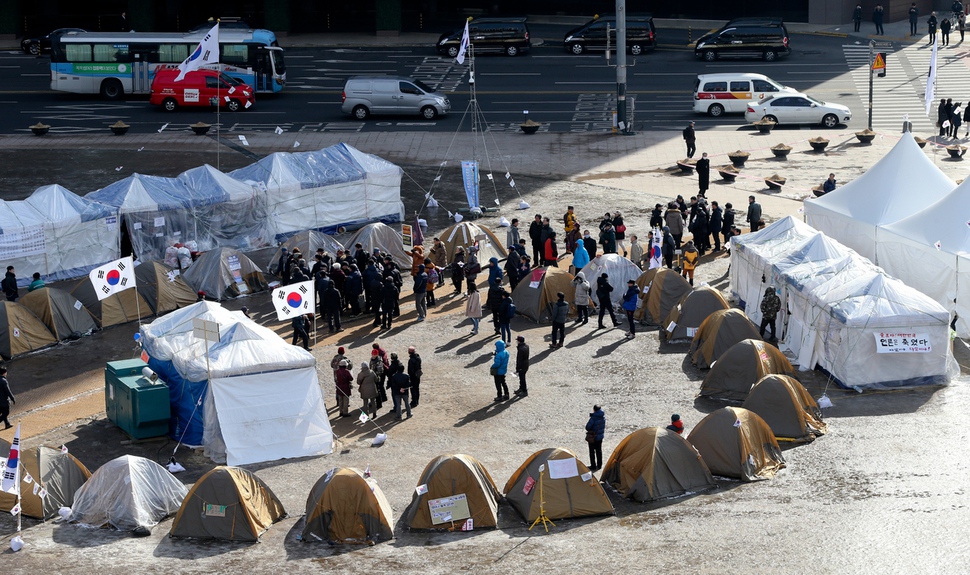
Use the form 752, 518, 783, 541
937, 98, 968, 139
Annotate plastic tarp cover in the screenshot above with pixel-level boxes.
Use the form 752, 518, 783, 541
178, 165, 276, 252
180, 247, 267, 301
140, 301, 240, 361
0, 199, 52, 288
69, 455, 187, 530
581, 254, 644, 308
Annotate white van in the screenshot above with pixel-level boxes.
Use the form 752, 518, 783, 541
341, 76, 450, 120
692, 73, 795, 117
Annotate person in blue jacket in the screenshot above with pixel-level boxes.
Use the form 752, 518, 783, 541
572, 239, 590, 272
622, 279, 639, 339
585, 405, 606, 471
491, 340, 510, 401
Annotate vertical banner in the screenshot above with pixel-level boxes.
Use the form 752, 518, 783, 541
461, 161, 480, 211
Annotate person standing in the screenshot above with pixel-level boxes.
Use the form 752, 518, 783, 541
550, 292, 569, 348
514, 335, 530, 397
2, 266, 17, 302
759, 286, 782, 341
563, 206, 578, 240
464, 246, 481, 288
909, 3, 919, 36
380, 277, 398, 330
666, 414, 684, 435
413, 264, 428, 322
322, 280, 343, 333
853, 4, 863, 32
572, 238, 590, 273
722, 203, 735, 252
596, 273, 619, 328
746, 195, 763, 233
942, 16, 952, 45
585, 405, 605, 472
929, 12, 939, 45
450, 246, 466, 294
507, 218, 521, 251
357, 362, 378, 419
498, 291, 514, 343
334, 360, 354, 417
873, 5, 885, 35
571, 271, 591, 325
612, 211, 627, 257
599, 222, 617, 255
291, 313, 310, 350
823, 173, 837, 194
0, 366, 14, 429
543, 231, 560, 266
629, 235, 644, 268
959, 11, 966, 42
662, 227, 676, 269
664, 203, 685, 248
370, 348, 388, 410
491, 340, 510, 401
709, 202, 724, 252
407, 346, 422, 408
26, 272, 45, 292
424, 258, 438, 307
528, 214, 543, 266
696, 152, 710, 196
388, 357, 412, 420
120, 11, 129, 32
682, 121, 696, 158
650, 203, 664, 230
429, 238, 448, 287
582, 229, 597, 259
945, 98, 955, 137
681, 241, 699, 286
622, 279, 638, 339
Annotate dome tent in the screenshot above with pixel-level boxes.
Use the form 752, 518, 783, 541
303, 467, 394, 544
640, 268, 693, 326
601, 427, 716, 502
342, 222, 410, 269
511, 266, 576, 322
70, 276, 153, 328
403, 454, 501, 531
439, 221, 508, 263
689, 308, 762, 369
580, 254, 643, 308
0, 446, 91, 519
504, 447, 614, 522
266, 230, 344, 272
18, 287, 96, 340
632, 267, 659, 321
688, 407, 785, 482
0, 301, 57, 359
132, 260, 199, 315
699, 339, 795, 401
742, 374, 828, 443
181, 247, 268, 301
662, 286, 730, 343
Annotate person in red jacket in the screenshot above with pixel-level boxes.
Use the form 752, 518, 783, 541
666, 413, 684, 434
335, 360, 354, 418
544, 231, 560, 267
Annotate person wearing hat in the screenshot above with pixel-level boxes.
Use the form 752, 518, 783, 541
357, 361, 378, 419
388, 353, 412, 420
681, 240, 699, 286
240, 306, 251, 319
490, 340, 510, 402
514, 335, 530, 397
369, 348, 387, 409
622, 279, 639, 339
334, 359, 354, 417
596, 273, 619, 329
666, 414, 684, 434
550, 292, 569, 348
585, 405, 606, 472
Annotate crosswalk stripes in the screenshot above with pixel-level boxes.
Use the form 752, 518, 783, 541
842, 44, 935, 132
898, 41, 970, 134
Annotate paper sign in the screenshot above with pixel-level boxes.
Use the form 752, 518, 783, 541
529, 281, 540, 288
686, 327, 698, 337
666, 321, 677, 332
227, 255, 241, 271
429, 494, 470, 525
32, 484, 39, 495
358, 412, 368, 423
133, 222, 142, 230
522, 476, 536, 495
74, 300, 83, 310
548, 457, 579, 479
416, 484, 428, 495
204, 504, 227, 517
581, 472, 593, 482
153, 217, 165, 228
874, 332, 931, 353
461, 518, 474, 531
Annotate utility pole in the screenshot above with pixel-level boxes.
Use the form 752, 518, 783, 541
615, 0, 630, 134
867, 40, 892, 131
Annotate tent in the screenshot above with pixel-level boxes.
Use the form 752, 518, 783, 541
0, 301, 57, 359
640, 269, 693, 326
342, 222, 410, 269
580, 254, 643, 308
0, 446, 91, 519
601, 427, 716, 502
18, 287, 96, 340
504, 447, 614, 522
266, 230, 345, 272
68, 455, 187, 530
662, 286, 729, 343
632, 267, 659, 321
181, 247, 268, 301
439, 221, 508, 263
403, 453, 501, 530
689, 309, 762, 369
699, 339, 795, 401
687, 407, 785, 481
71, 277, 153, 328
303, 467, 394, 544
804, 133, 956, 263
132, 260, 199, 315
170, 466, 285, 541
228, 144, 404, 238
511, 267, 576, 322
742, 375, 828, 443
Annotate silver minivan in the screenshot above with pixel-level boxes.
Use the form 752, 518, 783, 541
341, 76, 450, 120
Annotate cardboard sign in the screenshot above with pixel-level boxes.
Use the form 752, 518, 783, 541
428, 493, 470, 525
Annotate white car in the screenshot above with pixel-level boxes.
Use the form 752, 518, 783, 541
744, 92, 851, 128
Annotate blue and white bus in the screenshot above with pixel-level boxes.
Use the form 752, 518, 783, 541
50, 29, 286, 99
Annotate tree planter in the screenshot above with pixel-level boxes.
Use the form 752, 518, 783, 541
812, 185, 827, 197
29, 123, 50, 136
753, 120, 776, 134
520, 120, 540, 134
855, 129, 876, 144
109, 121, 130, 136
809, 137, 829, 152
770, 144, 792, 159
765, 174, 786, 189
914, 136, 927, 149
190, 122, 211, 135
728, 151, 750, 167
676, 159, 696, 173
717, 165, 739, 182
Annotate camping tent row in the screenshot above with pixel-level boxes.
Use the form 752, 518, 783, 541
730, 217, 957, 389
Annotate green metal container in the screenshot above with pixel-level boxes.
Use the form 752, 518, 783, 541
105, 359, 170, 440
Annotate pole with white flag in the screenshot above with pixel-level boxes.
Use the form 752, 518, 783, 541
2, 423, 22, 546
455, 19, 470, 65
925, 34, 938, 117
175, 23, 221, 168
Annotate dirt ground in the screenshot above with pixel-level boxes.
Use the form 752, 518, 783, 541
1, 146, 969, 574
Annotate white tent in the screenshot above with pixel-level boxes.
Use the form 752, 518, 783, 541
580, 254, 643, 307
803, 134, 956, 262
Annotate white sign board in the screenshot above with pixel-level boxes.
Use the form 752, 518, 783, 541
192, 318, 220, 342
547, 457, 579, 479
428, 493, 470, 525
874, 332, 931, 353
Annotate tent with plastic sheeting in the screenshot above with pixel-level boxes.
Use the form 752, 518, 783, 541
640, 268, 692, 326
132, 261, 199, 315
699, 339, 795, 401
403, 454, 502, 530
342, 222, 410, 269
511, 267, 575, 322
0, 301, 57, 359
689, 309, 762, 369
688, 407, 785, 481
68, 455, 187, 531
0, 446, 91, 519
0, 199, 53, 289
303, 467, 394, 544
71, 276, 153, 328
504, 447, 614, 522
18, 287, 96, 340
580, 254, 643, 308
170, 466, 285, 541
742, 375, 828, 443
438, 221, 508, 263
601, 427, 716, 502
266, 230, 345, 272
181, 247, 268, 301
228, 144, 404, 237
662, 286, 729, 343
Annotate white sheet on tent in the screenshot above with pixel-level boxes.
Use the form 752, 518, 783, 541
580, 254, 643, 307
204, 368, 333, 466
140, 301, 241, 361
0, 199, 52, 287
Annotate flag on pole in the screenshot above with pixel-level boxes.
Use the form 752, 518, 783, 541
413, 214, 425, 246
456, 20, 470, 65
1, 423, 20, 495
925, 34, 938, 116
88, 256, 136, 301
649, 228, 663, 270
176, 23, 220, 82
272, 280, 315, 321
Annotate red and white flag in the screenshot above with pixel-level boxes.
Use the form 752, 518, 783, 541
272, 280, 315, 321
88, 256, 136, 301
1, 423, 20, 495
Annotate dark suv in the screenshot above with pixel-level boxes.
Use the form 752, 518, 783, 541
437, 17, 531, 57
694, 18, 790, 62
564, 14, 656, 55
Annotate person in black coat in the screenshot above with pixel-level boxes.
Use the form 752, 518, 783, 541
662, 227, 676, 269
0, 366, 15, 429
854, 4, 864, 32
379, 277, 398, 329
407, 346, 422, 408
942, 17, 952, 45
596, 273, 619, 328
650, 203, 664, 229
873, 4, 885, 35
291, 313, 311, 350
929, 12, 939, 45
682, 121, 696, 158
722, 203, 736, 253
528, 214, 543, 266
908, 3, 919, 36
709, 201, 724, 252
696, 152, 710, 196
514, 335, 530, 397
582, 230, 597, 259
389, 360, 412, 420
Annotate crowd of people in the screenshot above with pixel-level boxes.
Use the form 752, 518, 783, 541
328, 343, 424, 421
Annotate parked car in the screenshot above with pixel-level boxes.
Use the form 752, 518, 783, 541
149, 69, 254, 112
342, 76, 450, 120
188, 17, 252, 32
693, 73, 796, 117
744, 92, 851, 128
694, 18, 790, 61
563, 14, 655, 55
437, 17, 530, 57
21, 28, 85, 55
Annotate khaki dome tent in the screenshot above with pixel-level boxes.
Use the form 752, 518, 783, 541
0, 301, 57, 359
69, 455, 187, 530
511, 266, 576, 322
303, 467, 394, 544
0, 446, 91, 520
343, 222, 410, 269
601, 427, 716, 502
689, 308, 762, 369
504, 447, 614, 522
71, 276, 153, 328
134, 260, 198, 314
18, 287, 96, 340
403, 453, 501, 530
439, 221, 508, 263
662, 286, 730, 343
641, 269, 693, 326
742, 374, 828, 443
266, 230, 344, 272
171, 466, 285, 541
580, 254, 643, 308
633, 267, 660, 321
699, 339, 796, 401
181, 247, 268, 301
688, 407, 785, 481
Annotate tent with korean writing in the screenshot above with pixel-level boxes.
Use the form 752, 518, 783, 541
403, 454, 501, 531
180, 247, 268, 301
511, 266, 575, 322
504, 447, 614, 522
303, 467, 394, 544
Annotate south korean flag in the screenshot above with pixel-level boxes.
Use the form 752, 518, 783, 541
88, 257, 137, 301
272, 280, 315, 321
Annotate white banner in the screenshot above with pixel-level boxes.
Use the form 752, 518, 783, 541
1, 423, 20, 495
88, 256, 136, 301
272, 280, 315, 321
874, 332, 931, 353
0, 225, 45, 259
547, 457, 579, 479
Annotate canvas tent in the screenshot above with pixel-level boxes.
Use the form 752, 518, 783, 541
342, 222, 410, 269
266, 230, 344, 272
132, 260, 199, 314
689, 309, 762, 369
171, 466, 285, 541
580, 254, 643, 308
69, 455, 187, 530
662, 286, 729, 343
688, 407, 785, 481
439, 221, 508, 263
303, 467, 394, 544
403, 454, 501, 530
71, 276, 153, 328
504, 447, 614, 522
0, 446, 91, 519
632, 267, 659, 321
699, 339, 795, 401
0, 301, 57, 359
742, 375, 828, 443
640, 269, 692, 326
181, 247, 268, 301
511, 267, 575, 322
601, 427, 716, 502
18, 287, 96, 340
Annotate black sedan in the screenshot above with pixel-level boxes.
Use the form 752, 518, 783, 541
21, 28, 85, 55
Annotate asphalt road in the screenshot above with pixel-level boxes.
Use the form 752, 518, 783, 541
0, 29, 865, 135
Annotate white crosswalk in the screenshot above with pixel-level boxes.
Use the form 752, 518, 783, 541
899, 40, 970, 134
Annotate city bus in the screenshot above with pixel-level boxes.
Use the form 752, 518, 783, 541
49, 29, 285, 99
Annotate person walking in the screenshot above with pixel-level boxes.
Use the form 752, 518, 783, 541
612, 211, 627, 257
759, 286, 782, 341
854, 4, 864, 32
746, 195, 763, 233
909, 3, 919, 35
709, 202, 724, 252
413, 264, 428, 321
407, 346, 422, 408
571, 271, 592, 325
335, 360, 354, 418
0, 366, 15, 429
681, 241, 699, 286
929, 12, 939, 45
596, 273, 619, 328
696, 152, 710, 196
585, 405, 606, 471
666, 414, 684, 435
388, 356, 412, 420
945, 98, 955, 137
291, 313, 310, 350
873, 4, 885, 35
465, 283, 482, 335
491, 340, 510, 401
2, 266, 17, 302
550, 292, 569, 348
942, 16, 952, 45
514, 335, 530, 397
622, 279, 638, 339
682, 121, 696, 158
